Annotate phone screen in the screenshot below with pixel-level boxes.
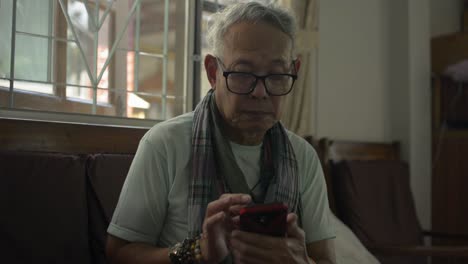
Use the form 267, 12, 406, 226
239, 203, 288, 237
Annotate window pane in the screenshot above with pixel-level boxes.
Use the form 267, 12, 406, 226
0, 0, 12, 79
12, 87, 92, 115
166, 53, 176, 97
137, 53, 164, 94
66, 40, 93, 89
16, 0, 52, 36
66, 1, 112, 83
200, 10, 214, 98
204, 0, 276, 4
65, 1, 113, 104
66, 85, 92, 102
67, 85, 109, 104
66, 32, 110, 102
136, 0, 177, 54
127, 92, 167, 120
0, 80, 10, 107
14, 35, 50, 84
14, 81, 54, 95
94, 87, 120, 117
136, 54, 166, 119
127, 91, 151, 119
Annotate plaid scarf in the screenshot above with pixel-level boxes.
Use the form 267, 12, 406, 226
188, 89, 301, 237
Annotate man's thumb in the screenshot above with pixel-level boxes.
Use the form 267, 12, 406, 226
286, 213, 303, 238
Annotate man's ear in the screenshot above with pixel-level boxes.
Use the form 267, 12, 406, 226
204, 54, 218, 89
294, 56, 302, 74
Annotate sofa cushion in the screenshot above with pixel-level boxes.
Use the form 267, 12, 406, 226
0, 151, 90, 264
86, 154, 134, 263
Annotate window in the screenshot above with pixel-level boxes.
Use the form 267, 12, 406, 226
0, 0, 192, 123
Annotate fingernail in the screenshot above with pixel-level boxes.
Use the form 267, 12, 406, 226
241, 194, 251, 202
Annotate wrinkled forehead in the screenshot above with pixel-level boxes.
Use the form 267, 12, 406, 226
222, 22, 294, 62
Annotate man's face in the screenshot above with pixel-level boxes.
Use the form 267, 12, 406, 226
213, 22, 295, 140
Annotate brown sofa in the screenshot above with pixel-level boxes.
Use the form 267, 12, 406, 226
0, 151, 133, 264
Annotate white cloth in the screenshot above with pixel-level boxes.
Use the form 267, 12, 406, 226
331, 211, 381, 264
108, 112, 335, 247
445, 60, 468, 82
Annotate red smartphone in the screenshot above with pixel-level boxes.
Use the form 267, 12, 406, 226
239, 203, 288, 237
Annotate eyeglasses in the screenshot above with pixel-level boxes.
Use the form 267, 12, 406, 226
216, 58, 297, 96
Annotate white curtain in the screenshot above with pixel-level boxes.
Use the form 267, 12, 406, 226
279, 0, 319, 137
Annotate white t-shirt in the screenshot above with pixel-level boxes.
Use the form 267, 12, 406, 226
108, 112, 335, 247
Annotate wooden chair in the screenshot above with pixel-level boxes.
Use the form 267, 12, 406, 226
318, 138, 468, 264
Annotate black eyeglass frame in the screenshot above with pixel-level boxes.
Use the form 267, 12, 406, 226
216, 58, 298, 96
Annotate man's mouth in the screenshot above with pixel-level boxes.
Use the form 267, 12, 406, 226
241, 110, 273, 115
237, 111, 275, 122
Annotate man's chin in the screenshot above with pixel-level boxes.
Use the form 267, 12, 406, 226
234, 120, 276, 134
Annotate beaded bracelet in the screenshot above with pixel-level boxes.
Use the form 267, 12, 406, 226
192, 237, 203, 262
168, 235, 203, 264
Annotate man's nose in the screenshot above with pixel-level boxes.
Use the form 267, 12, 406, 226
250, 79, 268, 98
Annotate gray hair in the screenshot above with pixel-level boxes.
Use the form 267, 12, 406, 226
206, 2, 297, 58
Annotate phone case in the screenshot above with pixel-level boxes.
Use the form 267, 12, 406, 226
239, 203, 288, 237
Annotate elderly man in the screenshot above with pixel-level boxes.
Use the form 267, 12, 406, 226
106, 2, 335, 264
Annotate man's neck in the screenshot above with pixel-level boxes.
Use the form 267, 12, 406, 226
222, 123, 265, 146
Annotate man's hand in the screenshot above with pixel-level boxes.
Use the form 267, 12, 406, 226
230, 213, 313, 264
200, 193, 252, 264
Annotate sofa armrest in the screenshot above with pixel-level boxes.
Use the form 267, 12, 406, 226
422, 230, 468, 241
367, 244, 468, 258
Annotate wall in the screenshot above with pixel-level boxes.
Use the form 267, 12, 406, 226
317, 0, 390, 141
431, 0, 463, 37
317, 0, 434, 229
388, 0, 432, 231
408, 0, 431, 230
